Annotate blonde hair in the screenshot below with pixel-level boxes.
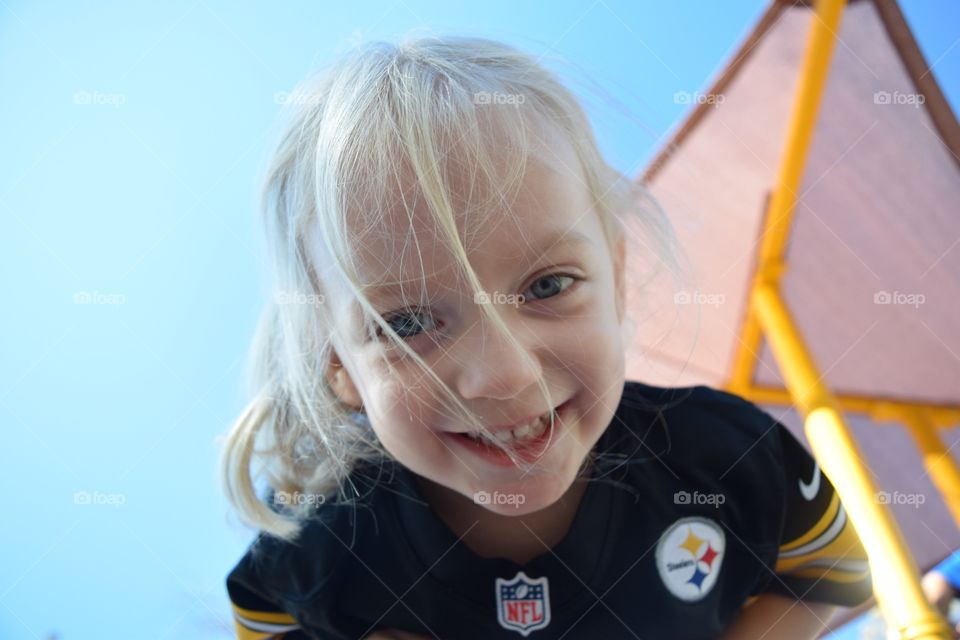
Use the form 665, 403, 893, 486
220, 34, 682, 542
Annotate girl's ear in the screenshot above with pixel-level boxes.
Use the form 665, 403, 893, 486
613, 232, 626, 324
325, 351, 364, 412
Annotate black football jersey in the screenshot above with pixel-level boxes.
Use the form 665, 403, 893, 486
226, 380, 872, 639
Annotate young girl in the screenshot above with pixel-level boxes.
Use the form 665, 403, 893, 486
221, 36, 873, 639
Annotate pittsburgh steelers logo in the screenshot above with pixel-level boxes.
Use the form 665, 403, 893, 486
655, 516, 725, 601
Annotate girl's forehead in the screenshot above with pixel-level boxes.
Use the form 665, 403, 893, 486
349, 115, 586, 239
349, 144, 600, 298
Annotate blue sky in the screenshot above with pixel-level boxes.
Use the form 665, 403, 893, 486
0, 1, 957, 638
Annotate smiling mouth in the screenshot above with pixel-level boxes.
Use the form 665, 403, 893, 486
446, 398, 571, 453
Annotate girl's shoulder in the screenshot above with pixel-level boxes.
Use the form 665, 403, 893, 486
608, 379, 794, 545
229, 464, 400, 604
612, 379, 789, 471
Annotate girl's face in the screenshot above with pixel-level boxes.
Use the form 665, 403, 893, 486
325, 133, 627, 517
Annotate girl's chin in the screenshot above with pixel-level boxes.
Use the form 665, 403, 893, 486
468, 474, 577, 513
478, 502, 544, 518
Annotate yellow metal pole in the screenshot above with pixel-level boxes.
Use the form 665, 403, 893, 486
739, 0, 952, 637
754, 286, 952, 639
902, 408, 960, 529
733, 386, 960, 428
730, 0, 850, 394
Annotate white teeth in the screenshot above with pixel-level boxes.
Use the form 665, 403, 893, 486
513, 423, 532, 439
464, 410, 553, 446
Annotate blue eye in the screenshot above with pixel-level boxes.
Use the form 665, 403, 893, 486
379, 309, 436, 340
524, 274, 576, 301
377, 273, 578, 341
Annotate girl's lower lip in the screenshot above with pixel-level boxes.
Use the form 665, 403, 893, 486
444, 400, 570, 467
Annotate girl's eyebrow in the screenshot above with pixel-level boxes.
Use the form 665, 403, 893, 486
530, 229, 596, 256
362, 229, 596, 303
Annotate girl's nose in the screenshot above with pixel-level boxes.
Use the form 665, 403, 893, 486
453, 314, 543, 401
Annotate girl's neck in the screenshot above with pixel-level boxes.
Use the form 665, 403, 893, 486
413, 463, 593, 566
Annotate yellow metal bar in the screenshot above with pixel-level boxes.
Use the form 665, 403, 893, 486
729, 0, 845, 393
731, 385, 960, 428
902, 408, 960, 529
729, 0, 871, 393
754, 286, 951, 639
728, 299, 764, 395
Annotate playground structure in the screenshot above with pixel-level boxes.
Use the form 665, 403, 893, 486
626, 0, 960, 637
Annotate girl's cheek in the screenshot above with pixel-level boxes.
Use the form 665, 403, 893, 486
375, 393, 433, 437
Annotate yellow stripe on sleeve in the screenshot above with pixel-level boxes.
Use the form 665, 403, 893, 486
774, 501, 870, 586
779, 491, 840, 554
230, 603, 301, 640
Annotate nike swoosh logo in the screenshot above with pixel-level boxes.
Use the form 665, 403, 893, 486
799, 465, 821, 501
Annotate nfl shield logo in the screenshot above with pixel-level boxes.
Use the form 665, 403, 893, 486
495, 571, 551, 636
